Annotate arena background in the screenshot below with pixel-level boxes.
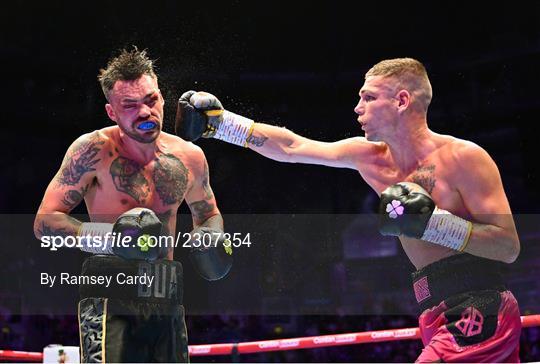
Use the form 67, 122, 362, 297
1, 1, 540, 362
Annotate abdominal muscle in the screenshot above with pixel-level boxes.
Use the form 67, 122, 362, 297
400, 236, 459, 270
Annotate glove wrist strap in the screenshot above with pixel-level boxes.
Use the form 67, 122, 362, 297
421, 207, 473, 251
214, 110, 255, 147
78, 222, 114, 254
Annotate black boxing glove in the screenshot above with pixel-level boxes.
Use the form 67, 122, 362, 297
188, 226, 233, 281
378, 182, 472, 251
78, 207, 168, 261
112, 208, 168, 260
175, 90, 210, 141
175, 90, 254, 145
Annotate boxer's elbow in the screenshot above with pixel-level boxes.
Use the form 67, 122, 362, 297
475, 225, 520, 264
503, 240, 520, 264
270, 148, 298, 163
257, 144, 298, 163
33, 208, 59, 240
248, 139, 295, 163
279, 140, 319, 164
33, 215, 44, 240
270, 129, 308, 163
501, 233, 520, 264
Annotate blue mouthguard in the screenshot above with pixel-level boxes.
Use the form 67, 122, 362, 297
138, 121, 157, 130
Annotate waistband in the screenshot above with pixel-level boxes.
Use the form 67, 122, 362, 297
412, 253, 505, 312
79, 255, 183, 304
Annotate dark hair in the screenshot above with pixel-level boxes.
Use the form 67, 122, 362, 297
98, 47, 157, 100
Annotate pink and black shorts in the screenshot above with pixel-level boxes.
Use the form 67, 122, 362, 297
412, 254, 521, 363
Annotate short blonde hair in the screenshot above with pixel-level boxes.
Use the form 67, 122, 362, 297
366, 58, 432, 112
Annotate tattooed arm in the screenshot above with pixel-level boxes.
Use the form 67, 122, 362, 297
245, 123, 376, 169
34, 131, 104, 239
184, 148, 232, 280
184, 149, 223, 231
178, 91, 369, 169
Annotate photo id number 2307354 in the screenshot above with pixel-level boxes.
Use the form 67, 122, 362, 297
182, 232, 252, 248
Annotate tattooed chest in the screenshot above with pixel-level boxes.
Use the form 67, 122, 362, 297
106, 153, 189, 206
408, 167, 466, 218
408, 164, 437, 194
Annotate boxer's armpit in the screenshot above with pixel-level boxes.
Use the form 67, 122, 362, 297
56, 133, 105, 186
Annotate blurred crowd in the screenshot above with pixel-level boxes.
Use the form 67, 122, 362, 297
1, 309, 539, 362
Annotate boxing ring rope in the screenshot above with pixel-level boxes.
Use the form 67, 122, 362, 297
1, 314, 539, 361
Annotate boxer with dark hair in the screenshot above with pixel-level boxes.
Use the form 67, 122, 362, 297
178, 58, 522, 362
34, 47, 232, 363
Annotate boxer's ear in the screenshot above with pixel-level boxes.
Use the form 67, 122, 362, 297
396, 90, 411, 114
105, 104, 117, 123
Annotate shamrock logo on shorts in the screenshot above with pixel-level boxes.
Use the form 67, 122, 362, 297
386, 200, 404, 219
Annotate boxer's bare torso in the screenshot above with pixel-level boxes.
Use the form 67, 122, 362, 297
349, 132, 514, 269
246, 121, 517, 270
37, 126, 215, 260
83, 127, 195, 230
353, 134, 468, 268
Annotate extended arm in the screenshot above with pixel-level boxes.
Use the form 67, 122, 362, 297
175, 91, 370, 169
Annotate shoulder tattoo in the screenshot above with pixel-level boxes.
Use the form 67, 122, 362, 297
57, 133, 104, 186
